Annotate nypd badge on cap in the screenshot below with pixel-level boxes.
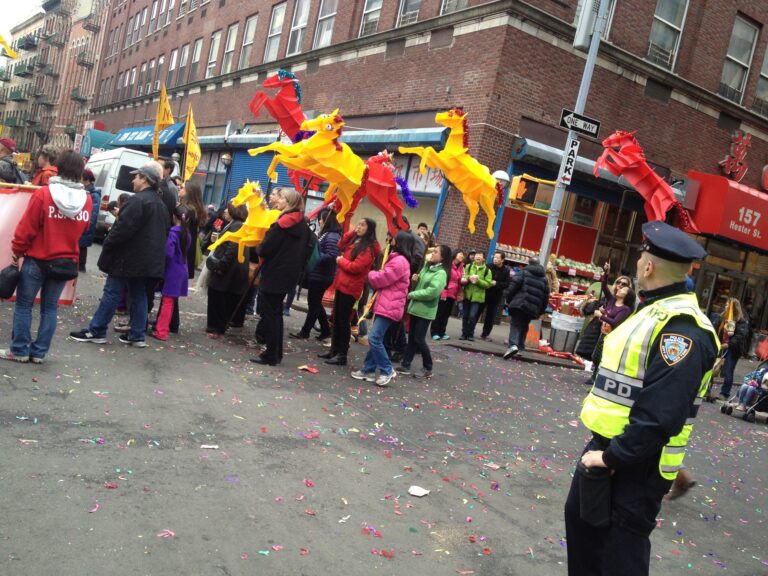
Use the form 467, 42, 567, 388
641, 221, 706, 263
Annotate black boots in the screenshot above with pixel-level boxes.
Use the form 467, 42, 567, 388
324, 354, 347, 366
317, 351, 334, 359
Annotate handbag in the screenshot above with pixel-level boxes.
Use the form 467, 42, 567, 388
39, 257, 79, 281
197, 255, 212, 291
0, 264, 21, 299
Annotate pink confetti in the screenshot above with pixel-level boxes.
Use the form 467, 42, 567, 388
304, 478, 315, 487
89, 503, 100, 513
240, 553, 249, 560
157, 529, 176, 538
568, 420, 579, 427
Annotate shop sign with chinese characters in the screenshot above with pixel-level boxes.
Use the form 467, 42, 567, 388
719, 131, 751, 182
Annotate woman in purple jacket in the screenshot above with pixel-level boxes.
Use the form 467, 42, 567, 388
586, 263, 636, 384
153, 205, 190, 341
351, 231, 415, 387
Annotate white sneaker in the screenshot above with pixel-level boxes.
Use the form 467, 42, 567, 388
375, 371, 396, 387
503, 345, 519, 360
351, 369, 376, 382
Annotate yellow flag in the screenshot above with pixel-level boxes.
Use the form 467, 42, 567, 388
152, 84, 174, 160
182, 104, 201, 182
0, 31, 18, 59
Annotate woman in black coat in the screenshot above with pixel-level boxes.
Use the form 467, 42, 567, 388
719, 298, 750, 398
205, 202, 250, 336
290, 208, 341, 341
251, 188, 311, 366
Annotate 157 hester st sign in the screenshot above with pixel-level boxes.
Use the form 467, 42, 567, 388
560, 108, 601, 138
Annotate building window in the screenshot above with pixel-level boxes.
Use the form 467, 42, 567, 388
137, 62, 146, 96
719, 16, 759, 104
573, 0, 617, 39
139, 7, 148, 40
189, 38, 203, 82
239, 15, 258, 70
177, 0, 187, 18
115, 71, 124, 101
221, 23, 238, 75
124, 17, 133, 48
129, 66, 137, 98
165, 0, 176, 26
148, 0, 158, 34
146, 59, 155, 94
313, 0, 336, 49
123, 68, 132, 99
440, 0, 467, 14
167, 48, 178, 87
158, 0, 168, 24
189, 0, 199, 12
132, 11, 142, 44
287, 0, 310, 56
397, 0, 420, 27
177, 43, 189, 85
646, 0, 688, 69
205, 30, 222, 79
155, 55, 165, 91
359, 0, 382, 37
752, 50, 768, 116
264, 3, 286, 63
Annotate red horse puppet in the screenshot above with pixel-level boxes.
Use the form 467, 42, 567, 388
594, 130, 697, 232
249, 69, 320, 192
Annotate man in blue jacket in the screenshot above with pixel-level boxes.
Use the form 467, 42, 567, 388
78, 168, 102, 272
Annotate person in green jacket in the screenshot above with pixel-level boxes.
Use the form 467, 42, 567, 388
396, 245, 451, 379
460, 251, 493, 341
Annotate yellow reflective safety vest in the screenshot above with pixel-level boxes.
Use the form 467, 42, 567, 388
580, 293, 719, 480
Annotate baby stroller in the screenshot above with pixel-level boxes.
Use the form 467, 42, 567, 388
720, 361, 768, 423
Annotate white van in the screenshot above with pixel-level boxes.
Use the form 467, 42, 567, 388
84, 147, 152, 241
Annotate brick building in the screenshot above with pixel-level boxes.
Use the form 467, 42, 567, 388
0, 0, 108, 153
89, 0, 768, 333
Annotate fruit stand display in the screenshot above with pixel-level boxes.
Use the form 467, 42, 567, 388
553, 256, 603, 294
497, 244, 537, 265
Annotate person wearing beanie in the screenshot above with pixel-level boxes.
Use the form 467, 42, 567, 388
0, 138, 28, 184
78, 167, 102, 272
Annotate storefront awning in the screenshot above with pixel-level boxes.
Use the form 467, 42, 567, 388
80, 128, 115, 156
194, 127, 446, 151
109, 122, 186, 148
688, 170, 768, 251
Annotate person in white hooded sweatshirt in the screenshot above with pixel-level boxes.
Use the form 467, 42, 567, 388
1, 150, 91, 364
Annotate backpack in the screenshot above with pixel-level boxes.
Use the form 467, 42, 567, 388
299, 230, 320, 289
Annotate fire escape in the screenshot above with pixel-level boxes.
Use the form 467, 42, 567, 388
69, 0, 107, 143
36, 0, 79, 146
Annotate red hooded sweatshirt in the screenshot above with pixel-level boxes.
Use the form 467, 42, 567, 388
12, 178, 92, 262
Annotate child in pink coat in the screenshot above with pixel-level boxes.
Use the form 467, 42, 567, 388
351, 231, 414, 387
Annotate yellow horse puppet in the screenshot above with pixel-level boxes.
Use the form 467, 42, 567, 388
207, 180, 280, 263
248, 110, 365, 224
399, 107, 500, 237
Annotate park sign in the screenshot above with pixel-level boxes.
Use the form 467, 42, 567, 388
560, 108, 601, 138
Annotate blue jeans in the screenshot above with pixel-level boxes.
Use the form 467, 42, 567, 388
738, 384, 758, 406
362, 316, 395, 376
720, 349, 740, 396
11, 258, 67, 359
89, 275, 149, 341
507, 314, 530, 348
461, 301, 483, 338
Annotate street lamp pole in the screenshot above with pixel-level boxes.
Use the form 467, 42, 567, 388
538, 0, 610, 264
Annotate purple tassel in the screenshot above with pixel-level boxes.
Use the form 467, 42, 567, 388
396, 176, 418, 208
292, 130, 316, 143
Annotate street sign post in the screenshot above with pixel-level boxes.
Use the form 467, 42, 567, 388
560, 136, 580, 186
559, 108, 601, 138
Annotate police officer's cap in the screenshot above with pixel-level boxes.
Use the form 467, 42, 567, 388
641, 221, 706, 263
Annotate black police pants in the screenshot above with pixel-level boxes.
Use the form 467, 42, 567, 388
259, 290, 286, 364
481, 290, 502, 337
564, 441, 672, 576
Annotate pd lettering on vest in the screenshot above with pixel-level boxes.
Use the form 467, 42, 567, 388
603, 377, 633, 399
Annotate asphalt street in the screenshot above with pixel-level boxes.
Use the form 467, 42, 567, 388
1, 250, 766, 576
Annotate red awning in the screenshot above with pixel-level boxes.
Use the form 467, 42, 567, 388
687, 170, 768, 251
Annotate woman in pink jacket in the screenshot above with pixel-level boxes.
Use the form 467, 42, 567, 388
351, 231, 415, 387
430, 249, 465, 340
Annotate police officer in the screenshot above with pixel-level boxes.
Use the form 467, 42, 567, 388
564, 221, 719, 576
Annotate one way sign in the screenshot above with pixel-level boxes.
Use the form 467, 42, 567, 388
560, 108, 601, 138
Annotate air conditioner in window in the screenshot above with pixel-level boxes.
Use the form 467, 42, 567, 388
360, 19, 378, 36
647, 42, 673, 68
399, 11, 418, 26
442, 0, 467, 14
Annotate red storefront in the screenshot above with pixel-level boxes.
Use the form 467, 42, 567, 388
687, 170, 768, 335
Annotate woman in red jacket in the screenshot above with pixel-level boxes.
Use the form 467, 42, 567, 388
319, 218, 380, 366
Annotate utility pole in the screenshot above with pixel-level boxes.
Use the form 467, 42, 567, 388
538, 0, 610, 264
